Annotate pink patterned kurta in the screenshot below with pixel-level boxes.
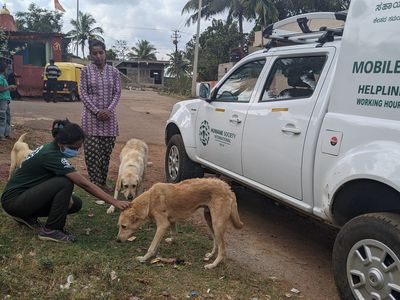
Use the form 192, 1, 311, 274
80, 63, 121, 136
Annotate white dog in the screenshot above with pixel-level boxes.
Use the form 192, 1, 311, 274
9, 133, 32, 179
107, 138, 148, 214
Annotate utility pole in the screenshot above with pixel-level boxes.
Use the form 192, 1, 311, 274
171, 30, 181, 54
76, 0, 79, 57
191, 0, 202, 97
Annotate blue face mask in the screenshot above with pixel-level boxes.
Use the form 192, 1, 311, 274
61, 147, 79, 158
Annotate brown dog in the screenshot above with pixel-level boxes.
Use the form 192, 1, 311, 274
9, 133, 32, 179
117, 178, 243, 269
107, 138, 148, 214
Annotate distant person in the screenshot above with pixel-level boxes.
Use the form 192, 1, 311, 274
7, 71, 21, 100
45, 59, 61, 103
0, 62, 17, 141
1, 119, 130, 243
80, 40, 122, 192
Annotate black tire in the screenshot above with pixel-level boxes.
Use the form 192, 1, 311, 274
165, 134, 204, 183
332, 213, 400, 300
69, 91, 77, 102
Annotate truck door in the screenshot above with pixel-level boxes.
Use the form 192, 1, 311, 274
242, 49, 334, 200
195, 59, 266, 175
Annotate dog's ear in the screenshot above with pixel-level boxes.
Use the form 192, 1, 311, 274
135, 192, 150, 217
115, 175, 122, 191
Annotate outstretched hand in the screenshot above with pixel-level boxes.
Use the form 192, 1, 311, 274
113, 200, 130, 211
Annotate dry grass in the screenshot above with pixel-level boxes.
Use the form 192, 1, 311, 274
0, 186, 281, 300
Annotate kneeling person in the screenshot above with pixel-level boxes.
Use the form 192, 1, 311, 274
1, 119, 130, 242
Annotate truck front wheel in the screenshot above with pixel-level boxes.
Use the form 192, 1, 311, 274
165, 134, 204, 183
333, 213, 400, 300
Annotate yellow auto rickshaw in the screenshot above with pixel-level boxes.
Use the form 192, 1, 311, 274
43, 62, 84, 101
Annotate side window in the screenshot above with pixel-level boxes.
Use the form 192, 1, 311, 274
215, 59, 265, 103
260, 56, 327, 102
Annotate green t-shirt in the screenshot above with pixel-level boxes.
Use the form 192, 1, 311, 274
0, 74, 11, 101
1, 141, 76, 201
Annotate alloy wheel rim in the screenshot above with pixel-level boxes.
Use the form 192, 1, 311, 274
347, 239, 400, 300
168, 145, 179, 181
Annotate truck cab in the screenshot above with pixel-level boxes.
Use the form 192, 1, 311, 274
165, 1, 400, 299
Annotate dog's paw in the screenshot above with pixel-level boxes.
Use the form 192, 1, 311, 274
136, 256, 147, 263
204, 263, 216, 270
203, 252, 213, 261
106, 206, 115, 214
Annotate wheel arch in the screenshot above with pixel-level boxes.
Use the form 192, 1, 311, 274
331, 179, 400, 226
165, 122, 181, 145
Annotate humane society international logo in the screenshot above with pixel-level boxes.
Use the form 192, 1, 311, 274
199, 120, 210, 146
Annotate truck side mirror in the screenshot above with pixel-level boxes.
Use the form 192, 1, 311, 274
199, 82, 211, 100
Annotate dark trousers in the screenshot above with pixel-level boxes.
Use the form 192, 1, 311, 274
84, 136, 116, 186
46, 79, 58, 102
2, 177, 82, 230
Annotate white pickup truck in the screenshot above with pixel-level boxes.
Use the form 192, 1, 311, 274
164, 1, 400, 298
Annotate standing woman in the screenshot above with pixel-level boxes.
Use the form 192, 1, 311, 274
80, 40, 121, 192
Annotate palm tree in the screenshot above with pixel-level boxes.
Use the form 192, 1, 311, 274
68, 12, 104, 57
182, 0, 276, 49
166, 51, 191, 80
244, 0, 278, 46
127, 40, 157, 60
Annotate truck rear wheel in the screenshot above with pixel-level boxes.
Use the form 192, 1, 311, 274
333, 213, 400, 300
69, 91, 78, 102
165, 134, 204, 183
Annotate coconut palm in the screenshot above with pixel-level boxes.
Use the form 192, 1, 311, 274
166, 51, 191, 80
127, 40, 157, 60
182, 0, 276, 48
68, 12, 104, 57
245, 0, 278, 28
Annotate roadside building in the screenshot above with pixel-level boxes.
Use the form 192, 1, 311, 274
112, 59, 168, 89
0, 5, 67, 97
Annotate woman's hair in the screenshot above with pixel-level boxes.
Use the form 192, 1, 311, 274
52, 119, 85, 144
0, 62, 7, 73
89, 39, 106, 52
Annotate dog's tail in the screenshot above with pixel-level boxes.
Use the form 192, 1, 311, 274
16, 133, 27, 143
229, 192, 244, 229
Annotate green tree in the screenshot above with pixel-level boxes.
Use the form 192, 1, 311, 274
245, 0, 278, 30
165, 50, 192, 95
127, 40, 157, 60
106, 49, 117, 60
272, 0, 350, 19
68, 12, 104, 58
186, 19, 242, 81
15, 3, 63, 33
112, 40, 129, 60
166, 50, 191, 79
182, 0, 277, 49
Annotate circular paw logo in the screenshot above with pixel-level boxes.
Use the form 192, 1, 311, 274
199, 120, 210, 146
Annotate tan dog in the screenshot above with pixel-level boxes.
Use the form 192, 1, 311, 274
9, 133, 32, 179
117, 178, 244, 269
107, 138, 148, 214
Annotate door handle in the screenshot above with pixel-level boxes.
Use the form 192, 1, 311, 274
229, 118, 242, 125
281, 125, 301, 135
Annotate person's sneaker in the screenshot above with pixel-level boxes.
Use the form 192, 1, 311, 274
12, 216, 44, 231
38, 228, 76, 243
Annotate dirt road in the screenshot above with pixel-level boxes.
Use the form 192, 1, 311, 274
4, 90, 340, 299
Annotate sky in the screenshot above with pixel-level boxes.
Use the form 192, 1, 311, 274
8, 0, 254, 61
